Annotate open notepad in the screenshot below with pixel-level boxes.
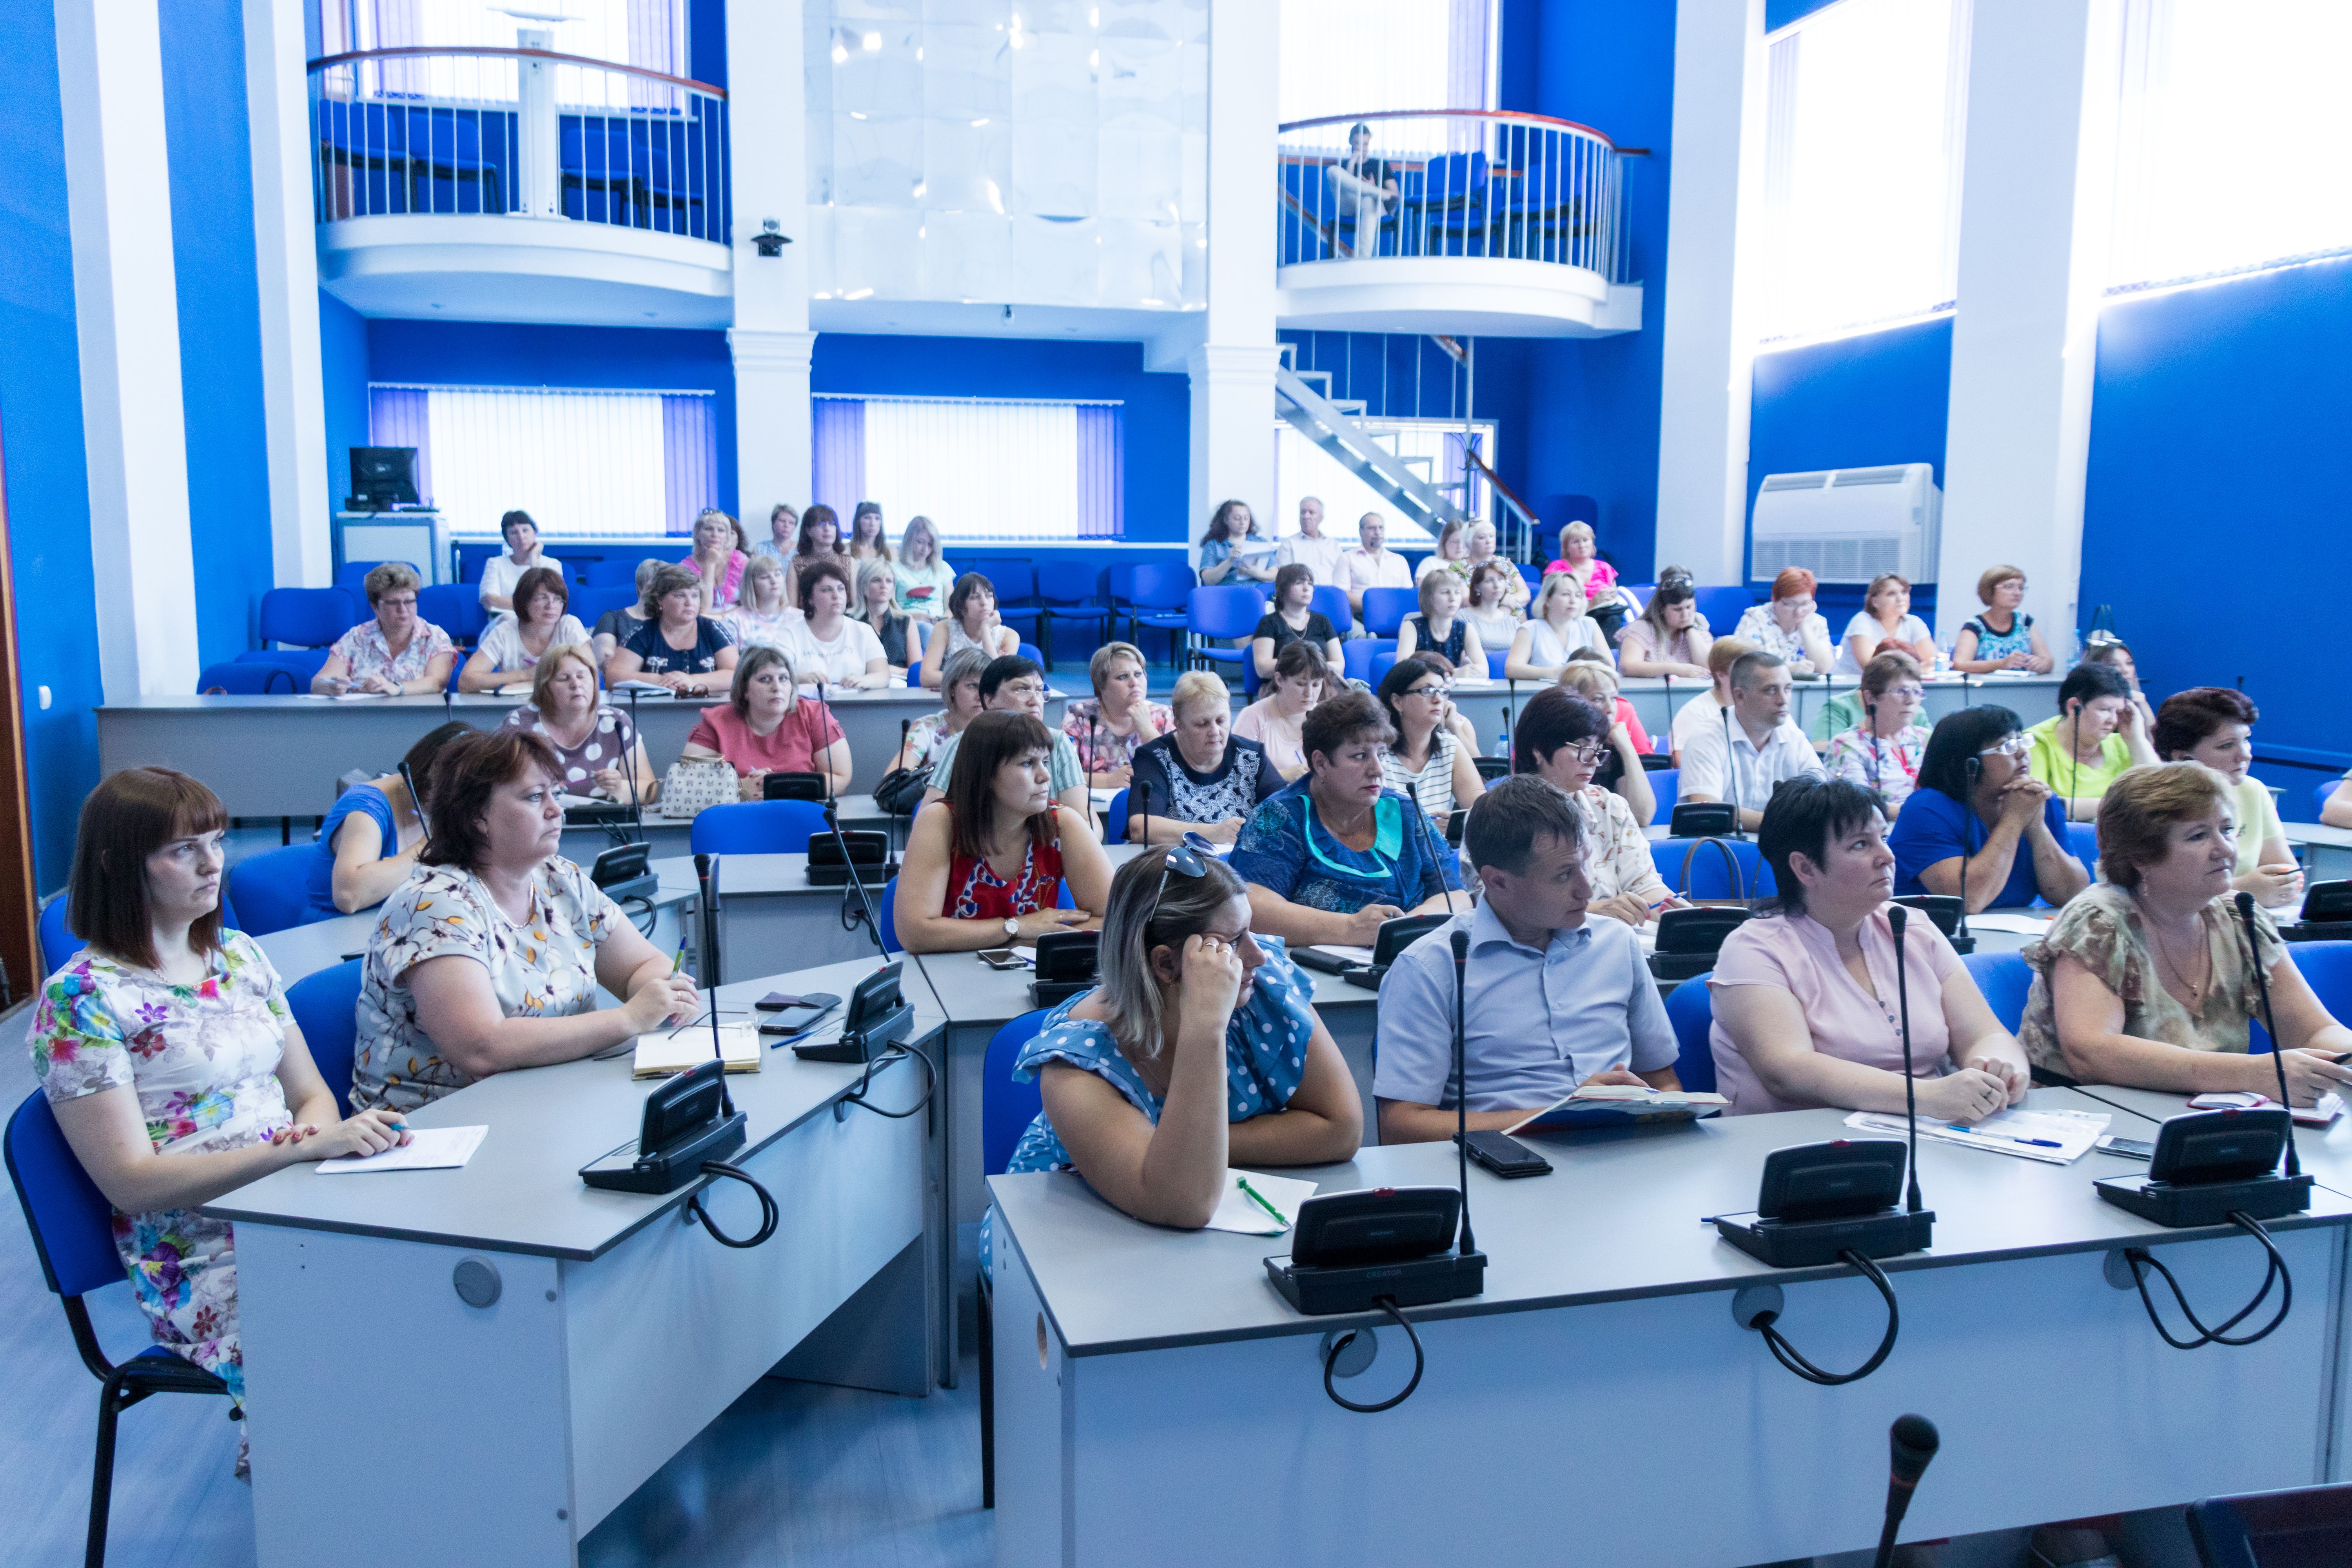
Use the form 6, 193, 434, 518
1845, 1106, 2109, 1165
1504, 1082, 1728, 1134
1205, 1170, 1318, 1235
317, 1125, 487, 1174
632, 1022, 762, 1078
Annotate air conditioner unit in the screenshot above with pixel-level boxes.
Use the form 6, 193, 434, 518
1749, 464, 1940, 584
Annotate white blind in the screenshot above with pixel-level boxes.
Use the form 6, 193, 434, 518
1278, 0, 1494, 129
424, 387, 667, 536
862, 401, 1082, 543
2109, 0, 2352, 290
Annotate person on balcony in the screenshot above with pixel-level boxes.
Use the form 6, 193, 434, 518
1325, 122, 1397, 261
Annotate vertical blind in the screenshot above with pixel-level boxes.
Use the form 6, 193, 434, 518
812, 397, 1123, 543
1277, 0, 1495, 134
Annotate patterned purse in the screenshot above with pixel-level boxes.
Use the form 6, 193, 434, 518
658, 758, 738, 819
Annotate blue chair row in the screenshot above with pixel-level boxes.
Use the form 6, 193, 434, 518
1108, 562, 1194, 665
1649, 836, 1775, 901
688, 800, 827, 856
2316, 779, 2343, 820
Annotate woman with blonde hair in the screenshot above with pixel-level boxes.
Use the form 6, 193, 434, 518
721, 552, 801, 652
680, 508, 750, 613
852, 556, 918, 670
501, 643, 659, 802
1413, 518, 1473, 588
1557, 655, 1656, 826
1506, 570, 1609, 681
313, 562, 457, 695
893, 515, 956, 621
1461, 521, 1530, 612
1839, 573, 1936, 674
1396, 567, 1486, 676
1062, 641, 1175, 789
1125, 671, 1284, 845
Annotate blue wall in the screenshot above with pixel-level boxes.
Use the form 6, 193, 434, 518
320, 291, 370, 524
0, 0, 99, 890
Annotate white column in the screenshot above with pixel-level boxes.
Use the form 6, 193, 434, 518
516, 28, 562, 220
1935, 0, 2122, 647
245, 0, 332, 588
1188, 0, 1279, 563
1652, 0, 1769, 584
727, 0, 813, 516
56, 0, 201, 699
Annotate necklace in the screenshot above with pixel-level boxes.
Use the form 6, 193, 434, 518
2136, 894, 2211, 1007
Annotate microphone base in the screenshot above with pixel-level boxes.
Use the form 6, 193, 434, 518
1264, 1249, 1486, 1316
1716, 1209, 1934, 1270
792, 999, 914, 1064
1944, 933, 1976, 955
593, 870, 660, 904
2095, 1172, 2311, 1229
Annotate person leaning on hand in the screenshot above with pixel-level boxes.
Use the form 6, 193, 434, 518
1891, 705, 2089, 913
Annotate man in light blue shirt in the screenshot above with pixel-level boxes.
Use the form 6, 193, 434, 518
1374, 775, 1680, 1143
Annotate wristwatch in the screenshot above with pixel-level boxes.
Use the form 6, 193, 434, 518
1004, 918, 1020, 939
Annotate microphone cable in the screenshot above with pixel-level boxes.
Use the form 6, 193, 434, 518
2121, 1212, 2291, 1350
1319, 1298, 1426, 1414
688, 1160, 779, 1248
1749, 1249, 1902, 1386
840, 1037, 940, 1122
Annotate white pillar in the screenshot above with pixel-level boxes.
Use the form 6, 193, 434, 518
1652, 0, 1769, 585
1936, 0, 2122, 647
516, 28, 562, 221
1188, 0, 1279, 563
727, 0, 813, 517
245, 0, 332, 588
56, 0, 201, 699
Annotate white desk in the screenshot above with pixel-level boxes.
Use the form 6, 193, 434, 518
2285, 820, 2352, 882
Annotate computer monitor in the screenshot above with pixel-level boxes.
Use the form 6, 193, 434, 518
348, 447, 420, 510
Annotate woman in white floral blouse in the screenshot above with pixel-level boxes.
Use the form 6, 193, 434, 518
1512, 686, 1686, 929
30, 768, 412, 1478
311, 561, 458, 695
351, 730, 701, 1114
1826, 650, 1931, 816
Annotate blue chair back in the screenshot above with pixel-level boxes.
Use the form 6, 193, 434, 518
689, 800, 827, 855
286, 958, 364, 1118
2251, 941, 2352, 1055
1105, 787, 1131, 843
1309, 585, 1354, 636
417, 583, 477, 646
1343, 639, 1380, 684
1649, 837, 1771, 900
967, 561, 1037, 604
1036, 561, 1102, 605
2317, 780, 2342, 820
571, 584, 637, 626
1485, 650, 1506, 680
577, 556, 645, 588
906, 660, 922, 687
1016, 641, 1047, 668
1187, 585, 1266, 641
1692, 586, 1755, 635
983, 1010, 1053, 1176
258, 586, 361, 648
1372, 649, 1400, 687
236, 648, 331, 681
1649, 767, 1679, 816
1360, 587, 1416, 638
1663, 970, 1717, 1094
1121, 561, 1195, 612
1960, 949, 2033, 1033
880, 875, 902, 954
228, 843, 321, 938
198, 662, 297, 695
5, 1090, 126, 1300
2065, 820, 2099, 868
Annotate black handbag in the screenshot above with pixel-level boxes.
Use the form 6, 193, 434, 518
871, 764, 932, 816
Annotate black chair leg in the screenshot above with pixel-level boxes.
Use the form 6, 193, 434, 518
87, 1370, 131, 1568
977, 1272, 995, 1510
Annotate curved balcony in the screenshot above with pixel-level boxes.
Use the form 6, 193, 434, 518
309, 47, 732, 327
1276, 110, 1642, 338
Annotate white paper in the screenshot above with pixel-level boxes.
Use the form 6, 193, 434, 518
1207, 1170, 1319, 1235
332, 691, 389, 702
1846, 1106, 2109, 1165
317, 1125, 487, 1174
1966, 912, 2054, 935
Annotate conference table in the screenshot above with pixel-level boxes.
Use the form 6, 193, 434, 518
205, 955, 941, 1568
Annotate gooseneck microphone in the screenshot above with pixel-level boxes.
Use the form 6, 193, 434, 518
693, 851, 732, 1116
1864, 694, 1880, 798
2238, 890, 2302, 1179
1450, 927, 1475, 1258
1137, 778, 1153, 848
2068, 700, 2080, 826
1409, 784, 1463, 914
1889, 904, 1923, 1216
1870, 1414, 1942, 1568
891, 716, 911, 851
1957, 755, 1979, 940
1721, 699, 1743, 840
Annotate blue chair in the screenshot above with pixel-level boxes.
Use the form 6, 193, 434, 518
1343, 639, 1381, 684
2316, 779, 2343, 820
879, 875, 902, 954
1360, 587, 1416, 639
1016, 642, 1047, 671
38, 891, 243, 976
571, 584, 637, 628
1692, 586, 1756, 635
1105, 788, 1131, 844
983, 1010, 1053, 1179
197, 662, 296, 695
1309, 585, 1354, 637
1036, 561, 1113, 671
1961, 950, 2033, 1033
6, 1090, 235, 1566
286, 958, 364, 1117
1649, 767, 1679, 817
227, 844, 319, 938
235, 647, 331, 682
1485, 650, 1507, 680
1185, 586, 1264, 677
1109, 561, 1195, 666
1663, 969, 1717, 1094
417, 583, 481, 648
2065, 820, 2099, 869
1372, 649, 1400, 687
906, 661, 923, 688
2250, 941, 2352, 1055
574, 556, 644, 588
968, 561, 1044, 647
257, 586, 360, 649
1650, 837, 1771, 900
689, 800, 827, 856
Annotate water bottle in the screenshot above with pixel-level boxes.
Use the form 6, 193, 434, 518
1496, 725, 1510, 760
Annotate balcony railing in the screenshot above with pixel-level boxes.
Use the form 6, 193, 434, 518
308, 47, 730, 243
1277, 110, 1628, 281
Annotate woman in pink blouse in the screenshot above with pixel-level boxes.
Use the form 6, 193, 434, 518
681, 508, 750, 612
1708, 777, 2029, 1118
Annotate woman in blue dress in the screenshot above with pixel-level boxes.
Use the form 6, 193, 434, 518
984, 850, 1361, 1265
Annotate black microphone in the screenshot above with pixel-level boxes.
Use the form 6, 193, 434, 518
1957, 756, 1979, 940
693, 851, 732, 1114
399, 761, 431, 845
1407, 770, 1463, 914
1871, 1414, 1941, 1568
1889, 903, 1923, 1216
1661, 671, 1675, 739
624, 685, 645, 844
1138, 777, 1152, 848
1450, 927, 1475, 1258
1721, 697, 1743, 840
2068, 698, 2080, 827
2237, 890, 2303, 1179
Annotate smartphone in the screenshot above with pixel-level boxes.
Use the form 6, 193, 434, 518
754, 993, 805, 1012
2094, 1134, 2155, 1160
757, 995, 840, 1037
978, 949, 1029, 970
1457, 1130, 1553, 1179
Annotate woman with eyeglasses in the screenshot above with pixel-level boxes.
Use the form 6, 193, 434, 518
2154, 686, 2303, 909
975, 849, 1361, 1269
1513, 686, 1681, 927
314, 562, 458, 696
1557, 655, 1657, 826
1377, 657, 1485, 834
1953, 564, 2055, 675
1615, 569, 1713, 681
1732, 568, 1837, 677
1825, 652, 1931, 816
1889, 706, 2089, 913
456, 566, 586, 693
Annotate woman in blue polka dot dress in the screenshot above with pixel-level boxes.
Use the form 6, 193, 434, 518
981, 849, 1361, 1268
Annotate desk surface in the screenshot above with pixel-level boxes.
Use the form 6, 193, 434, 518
655, 840, 1154, 901
2283, 820, 2352, 849
206, 954, 927, 1261
989, 1092, 2352, 1359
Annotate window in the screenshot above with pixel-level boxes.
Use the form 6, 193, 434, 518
321, 0, 687, 107
810, 397, 1123, 543
1272, 421, 1477, 550
1755, 0, 1971, 342
2109, 0, 2352, 290
1278, 0, 1496, 132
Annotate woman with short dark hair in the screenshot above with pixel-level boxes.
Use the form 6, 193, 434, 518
479, 509, 562, 613
1889, 705, 2089, 912
1616, 567, 1713, 680
351, 731, 700, 1113
1250, 563, 1343, 681
1512, 686, 1676, 926
2024, 661, 2157, 820
1377, 656, 1484, 831
1232, 640, 1327, 781
783, 557, 891, 689
1197, 498, 1274, 586
2152, 686, 2301, 908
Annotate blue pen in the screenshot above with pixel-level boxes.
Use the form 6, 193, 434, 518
1947, 1123, 2060, 1148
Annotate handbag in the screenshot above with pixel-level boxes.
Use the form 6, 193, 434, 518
658, 758, 738, 819
871, 763, 933, 816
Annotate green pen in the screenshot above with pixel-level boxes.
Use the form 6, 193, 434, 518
1235, 1175, 1289, 1228
670, 944, 688, 975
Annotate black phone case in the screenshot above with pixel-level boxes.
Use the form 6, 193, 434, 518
1459, 1131, 1552, 1178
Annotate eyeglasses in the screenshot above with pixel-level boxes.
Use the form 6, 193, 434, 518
1978, 736, 2030, 760
378, 595, 418, 610
1402, 683, 1447, 700
1565, 742, 1608, 764
1149, 844, 1209, 926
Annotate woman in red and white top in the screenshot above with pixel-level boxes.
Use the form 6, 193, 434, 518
895, 710, 1113, 953
1826, 651, 1930, 816
677, 645, 852, 801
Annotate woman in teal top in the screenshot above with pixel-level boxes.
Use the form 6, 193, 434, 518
980, 850, 1360, 1270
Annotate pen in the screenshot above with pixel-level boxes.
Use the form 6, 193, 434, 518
1945, 1124, 2062, 1148
670, 945, 688, 975
1235, 1176, 1289, 1228
2332, 1052, 2352, 1065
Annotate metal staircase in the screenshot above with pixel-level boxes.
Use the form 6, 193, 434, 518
1273, 357, 1470, 536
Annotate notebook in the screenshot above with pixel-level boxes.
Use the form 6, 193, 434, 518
632, 1021, 762, 1078
317, 1125, 487, 1174
1206, 1170, 1318, 1235
1504, 1082, 1728, 1133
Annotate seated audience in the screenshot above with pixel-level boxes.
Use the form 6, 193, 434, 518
1462, 561, 1522, 654
1807, 640, 1914, 746
1233, 641, 1328, 782
2025, 662, 2157, 820
680, 508, 750, 613
1670, 636, 1755, 763
1374, 776, 1679, 1143
605, 563, 738, 697
892, 646, 988, 774
2153, 686, 2303, 909
1890, 706, 2090, 911
1395, 569, 1486, 676
499, 644, 659, 806
852, 558, 917, 670
350, 731, 700, 1113
1616, 567, 1713, 679
1230, 689, 1465, 945
457, 566, 586, 693
1274, 495, 1349, 584
784, 504, 854, 612
1336, 510, 1414, 620
1127, 671, 1283, 844
1678, 652, 1828, 831
1062, 641, 1175, 789
1838, 572, 1936, 674
1413, 519, 1473, 589
920, 572, 1020, 687
1558, 655, 1657, 825
589, 557, 666, 664
748, 501, 797, 564
1543, 522, 1637, 644
1953, 564, 2055, 674
894, 710, 1112, 953
2081, 635, 2158, 732
1826, 652, 1930, 815
477, 509, 561, 613
679, 645, 852, 800
308, 719, 475, 918
891, 514, 956, 622
978, 849, 1359, 1269
1506, 572, 1610, 680
2018, 762, 2352, 1100
720, 554, 801, 653
31, 768, 413, 1481
1513, 687, 1678, 926
1251, 564, 1345, 681
1461, 521, 1530, 612
846, 501, 893, 565
1710, 777, 2030, 1118
920, 655, 1091, 822
314, 562, 457, 696
784, 559, 891, 689
1197, 498, 1276, 586
1733, 567, 1837, 676
1377, 657, 1485, 832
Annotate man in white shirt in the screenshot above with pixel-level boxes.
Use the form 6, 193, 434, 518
1275, 495, 1349, 588
1337, 510, 1413, 623
1668, 636, 1755, 764
1678, 651, 1825, 830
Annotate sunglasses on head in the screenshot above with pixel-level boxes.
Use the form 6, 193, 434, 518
1149, 842, 1209, 924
